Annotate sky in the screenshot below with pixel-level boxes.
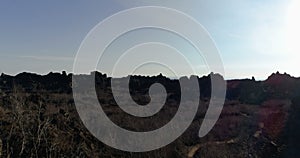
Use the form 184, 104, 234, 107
0, 0, 299, 80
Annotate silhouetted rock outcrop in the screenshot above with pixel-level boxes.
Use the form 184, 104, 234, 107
1, 71, 300, 104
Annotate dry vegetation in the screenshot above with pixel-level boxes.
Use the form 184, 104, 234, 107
0, 72, 299, 157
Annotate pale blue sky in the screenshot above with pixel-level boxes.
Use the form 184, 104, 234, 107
0, 0, 298, 79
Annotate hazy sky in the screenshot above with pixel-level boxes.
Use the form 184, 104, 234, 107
0, 0, 299, 79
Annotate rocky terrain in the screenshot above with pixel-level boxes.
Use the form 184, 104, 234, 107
0, 71, 300, 157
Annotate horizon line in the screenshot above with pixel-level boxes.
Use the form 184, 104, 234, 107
0, 70, 297, 81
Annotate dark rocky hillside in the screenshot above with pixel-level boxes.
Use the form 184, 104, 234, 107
0, 71, 299, 157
